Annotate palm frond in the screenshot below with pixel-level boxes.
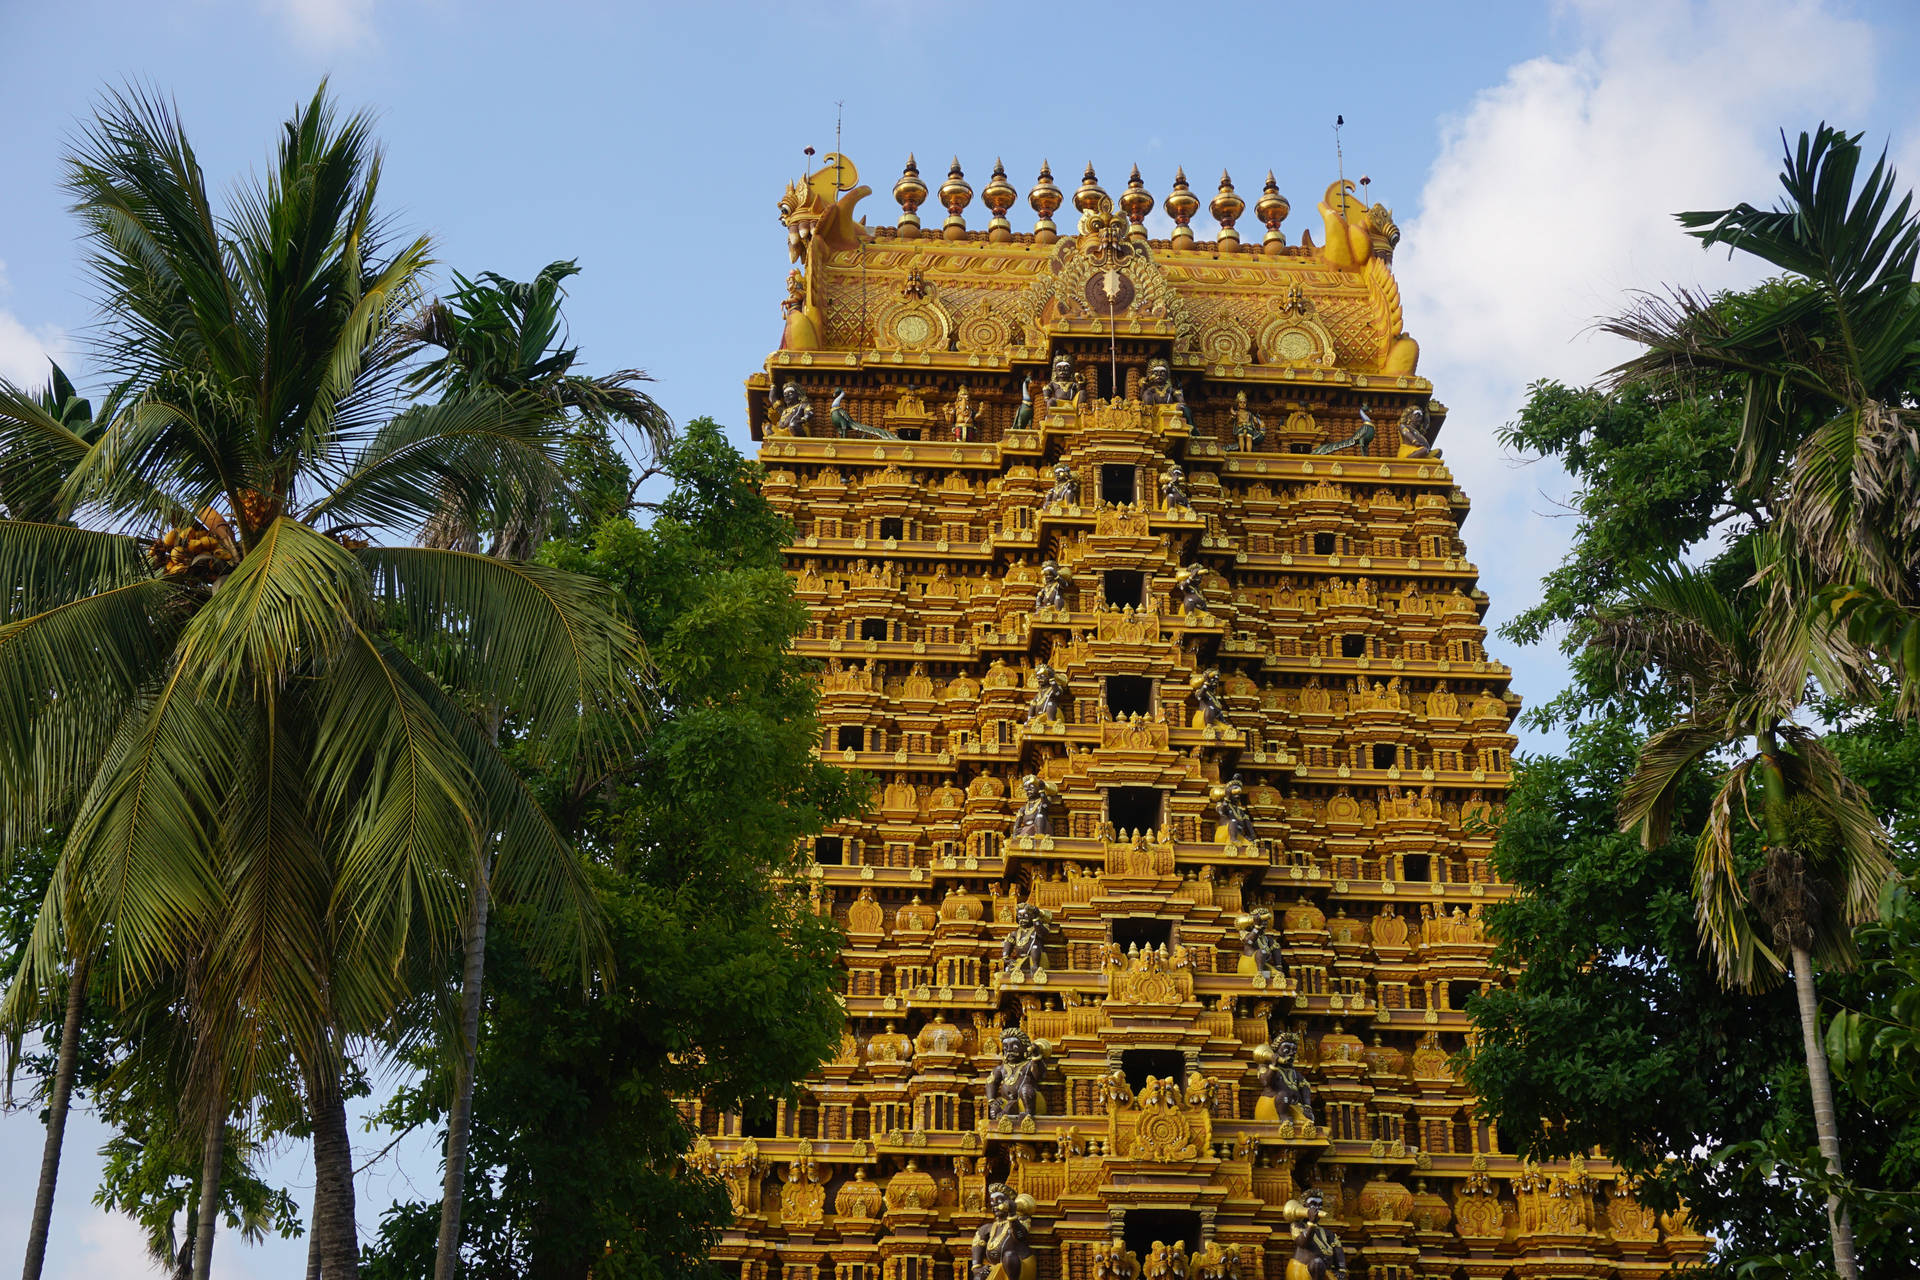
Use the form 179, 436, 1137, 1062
308, 623, 478, 998
362, 546, 647, 762
1775, 726, 1898, 936
303, 393, 564, 536
171, 516, 367, 704
0, 379, 97, 522
1619, 720, 1726, 848
1695, 757, 1780, 989
0, 520, 151, 621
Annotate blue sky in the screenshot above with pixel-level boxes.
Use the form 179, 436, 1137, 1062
5, 1, 1920, 1275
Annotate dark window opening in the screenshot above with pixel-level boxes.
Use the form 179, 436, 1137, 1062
837, 726, 864, 752
1314, 531, 1337, 556
1124, 1209, 1202, 1258
1112, 917, 1173, 952
1120, 1049, 1186, 1095
741, 1106, 778, 1139
1402, 852, 1430, 882
1107, 786, 1163, 835
860, 618, 889, 642
879, 517, 904, 540
1104, 569, 1145, 609
1102, 464, 1136, 506
1449, 981, 1477, 1011
1372, 743, 1397, 770
1106, 675, 1153, 718
813, 836, 844, 866
1341, 633, 1368, 658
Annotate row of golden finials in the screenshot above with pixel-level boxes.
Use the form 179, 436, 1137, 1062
889, 157, 1305, 252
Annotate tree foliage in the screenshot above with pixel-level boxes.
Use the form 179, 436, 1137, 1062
364, 420, 864, 1280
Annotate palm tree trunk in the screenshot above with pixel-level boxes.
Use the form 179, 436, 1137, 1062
310, 1066, 361, 1280
21, 954, 89, 1280
191, 1095, 224, 1280
1791, 944, 1859, 1280
434, 869, 491, 1280
305, 1179, 326, 1280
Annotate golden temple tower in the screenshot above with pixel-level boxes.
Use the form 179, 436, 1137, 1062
687, 155, 1707, 1280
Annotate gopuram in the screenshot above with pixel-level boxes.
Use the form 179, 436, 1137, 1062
682, 154, 1708, 1280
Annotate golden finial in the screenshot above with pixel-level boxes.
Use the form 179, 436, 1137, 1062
1029, 161, 1063, 245
1255, 171, 1290, 255
1164, 167, 1199, 250
1120, 164, 1153, 240
982, 158, 1017, 244
1072, 162, 1109, 216
1210, 170, 1245, 254
938, 157, 973, 241
893, 154, 928, 240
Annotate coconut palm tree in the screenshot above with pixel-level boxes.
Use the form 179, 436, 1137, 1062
0, 85, 638, 1280
1603, 560, 1896, 1280
1603, 124, 1920, 711
400, 259, 671, 1280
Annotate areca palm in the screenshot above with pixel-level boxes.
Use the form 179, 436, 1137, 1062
0, 85, 640, 1280
1603, 560, 1896, 1280
402, 261, 672, 1280
1603, 125, 1920, 707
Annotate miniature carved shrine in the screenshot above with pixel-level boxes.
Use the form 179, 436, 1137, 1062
681, 155, 1708, 1280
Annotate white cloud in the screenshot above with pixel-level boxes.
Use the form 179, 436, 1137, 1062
266, 0, 376, 52
0, 260, 70, 389
1393, 0, 1880, 735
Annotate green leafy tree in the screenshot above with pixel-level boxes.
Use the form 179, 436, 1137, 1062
398, 258, 673, 1280
0, 85, 638, 1280
363, 419, 864, 1280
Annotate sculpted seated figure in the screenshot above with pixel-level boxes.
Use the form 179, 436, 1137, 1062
984, 1027, 1047, 1122
971, 1182, 1037, 1280
1174, 562, 1208, 615
1254, 1031, 1317, 1125
1034, 560, 1070, 612
1042, 355, 1083, 409
1236, 908, 1285, 984
1214, 774, 1257, 844
1286, 1190, 1348, 1280
1161, 465, 1192, 512
775, 382, 815, 435
1011, 773, 1055, 839
1041, 462, 1079, 512
1024, 663, 1070, 724
1000, 901, 1050, 981
1139, 358, 1193, 424
1192, 668, 1228, 727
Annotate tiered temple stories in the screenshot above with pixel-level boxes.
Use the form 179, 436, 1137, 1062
683, 155, 1707, 1280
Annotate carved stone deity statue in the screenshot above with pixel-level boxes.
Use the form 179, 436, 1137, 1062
831, 388, 897, 440
776, 382, 815, 435
1041, 462, 1079, 512
1214, 774, 1257, 844
1024, 663, 1070, 724
1396, 403, 1441, 457
984, 1027, 1047, 1122
1236, 908, 1286, 984
971, 1182, 1038, 1280
1011, 773, 1055, 838
1161, 465, 1192, 512
952, 384, 978, 441
1286, 1190, 1348, 1280
1229, 390, 1266, 451
1140, 358, 1192, 424
1043, 356, 1083, 408
1255, 1032, 1317, 1124
1035, 560, 1071, 612
1001, 902, 1050, 981
1192, 668, 1228, 727
1174, 562, 1208, 614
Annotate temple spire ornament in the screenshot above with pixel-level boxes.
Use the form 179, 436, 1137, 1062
1257, 170, 1291, 254
1211, 169, 1245, 253
1072, 162, 1109, 216
1120, 164, 1153, 241
1165, 166, 1199, 249
1029, 160, 1063, 244
982, 158, 1017, 243
893, 154, 928, 239
939, 157, 973, 241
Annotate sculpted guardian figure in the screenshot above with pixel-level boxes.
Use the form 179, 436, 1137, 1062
1287, 1189, 1348, 1280
1140, 357, 1192, 425
1011, 773, 1055, 838
776, 382, 816, 435
1236, 908, 1285, 984
1255, 1031, 1317, 1124
1174, 562, 1208, 614
1215, 774, 1257, 844
1160, 465, 1191, 512
1024, 663, 1070, 724
971, 1182, 1037, 1280
984, 1027, 1047, 1121
1035, 560, 1071, 612
1000, 902, 1050, 980
1043, 356, 1083, 408
1192, 667, 1228, 727
1041, 462, 1079, 512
